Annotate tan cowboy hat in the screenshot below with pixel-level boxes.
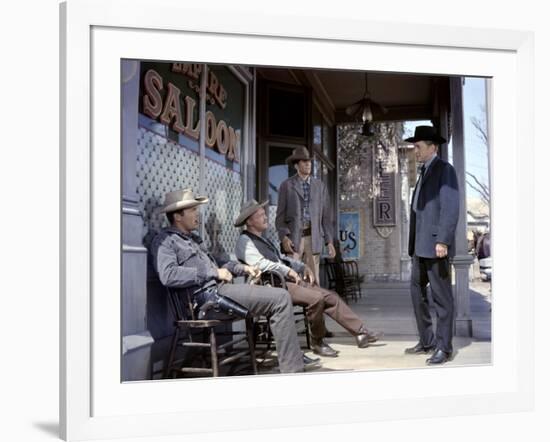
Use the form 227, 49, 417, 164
234, 199, 269, 227
285, 146, 312, 165
159, 188, 209, 213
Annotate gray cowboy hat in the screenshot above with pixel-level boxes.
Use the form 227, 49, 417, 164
159, 188, 209, 213
404, 125, 447, 144
285, 146, 312, 165
234, 199, 269, 227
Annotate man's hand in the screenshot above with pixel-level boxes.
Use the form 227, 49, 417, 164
327, 242, 336, 259
282, 236, 296, 254
243, 265, 261, 279
435, 243, 448, 258
303, 266, 316, 285
216, 268, 233, 282
287, 268, 301, 284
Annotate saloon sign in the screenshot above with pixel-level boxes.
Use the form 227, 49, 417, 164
142, 64, 240, 162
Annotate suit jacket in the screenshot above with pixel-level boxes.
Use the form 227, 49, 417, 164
408, 156, 460, 258
275, 174, 333, 255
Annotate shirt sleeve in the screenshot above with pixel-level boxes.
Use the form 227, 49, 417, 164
155, 236, 218, 288
222, 260, 247, 277
235, 235, 291, 275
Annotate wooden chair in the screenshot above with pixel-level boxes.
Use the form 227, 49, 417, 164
325, 258, 362, 303
251, 270, 312, 351
164, 286, 258, 378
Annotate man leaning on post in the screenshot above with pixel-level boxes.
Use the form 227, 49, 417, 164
150, 188, 321, 373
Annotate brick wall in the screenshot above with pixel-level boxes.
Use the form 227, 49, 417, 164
338, 122, 409, 282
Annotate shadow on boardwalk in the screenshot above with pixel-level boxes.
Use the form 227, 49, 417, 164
294, 280, 492, 373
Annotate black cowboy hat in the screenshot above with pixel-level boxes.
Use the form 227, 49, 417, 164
404, 125, 447, 144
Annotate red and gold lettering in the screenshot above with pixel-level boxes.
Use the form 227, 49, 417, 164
171, 63, 183, 73
216, 120, 229, 155
159, 83, 185, 134
227, 127, 236, 160
205, 111, 217, 148
217, 84, 227, 109
183, 96, 200, 141
208, 71, 219, 102
190, 64, 202, 80
143, 68, 239, 162
142, 69, 163, 118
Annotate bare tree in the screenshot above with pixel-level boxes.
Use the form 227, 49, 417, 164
471, 112, 488, 146
337, 122, 403, 201
466, 171, 490, 207
466, 105, 490, 207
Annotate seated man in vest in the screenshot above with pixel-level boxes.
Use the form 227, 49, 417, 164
234, 199, 383, 358
151, 188, 321, 374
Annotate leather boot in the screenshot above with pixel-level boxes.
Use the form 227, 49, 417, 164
311, 339, 339, 357
355, 327, 384, 348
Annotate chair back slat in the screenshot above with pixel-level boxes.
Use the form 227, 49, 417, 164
166, 287, 195, 321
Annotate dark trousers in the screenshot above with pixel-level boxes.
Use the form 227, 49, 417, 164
286, 282, 364, 342
410, 255, 455, 353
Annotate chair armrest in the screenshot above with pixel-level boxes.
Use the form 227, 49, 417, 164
256, 269, 288, 289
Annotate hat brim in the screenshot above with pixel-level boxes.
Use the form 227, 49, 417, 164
404, 135, 447, 144
160, 197, 209, 213
285, 155, 312, 165
234, 200, 269, 227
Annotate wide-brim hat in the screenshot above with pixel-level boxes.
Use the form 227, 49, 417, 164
285, 146, 312, 165
234, 199, 269, 227
404, 125, 447, 144
159, 188, 209, 213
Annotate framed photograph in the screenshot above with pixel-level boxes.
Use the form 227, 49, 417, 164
60, 0, 534, 440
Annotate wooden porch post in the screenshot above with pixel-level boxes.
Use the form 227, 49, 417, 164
449, 77, 474, 337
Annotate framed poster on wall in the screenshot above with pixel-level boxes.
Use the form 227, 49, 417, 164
339, 211, 360, 259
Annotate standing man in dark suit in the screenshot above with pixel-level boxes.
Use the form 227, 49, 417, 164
404, 126, 460, 365
275, 146, 336, 286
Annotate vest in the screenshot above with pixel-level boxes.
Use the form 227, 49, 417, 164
242, 231, 283, 263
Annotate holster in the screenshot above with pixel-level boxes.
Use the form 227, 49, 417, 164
192, 282, 249, 320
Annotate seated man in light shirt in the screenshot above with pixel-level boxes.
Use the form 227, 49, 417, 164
234, 199, 383, 358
